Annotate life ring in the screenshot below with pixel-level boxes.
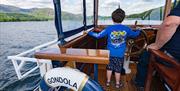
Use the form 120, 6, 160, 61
40, 67, 103, 91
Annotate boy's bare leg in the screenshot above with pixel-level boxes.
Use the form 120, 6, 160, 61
107, 70, 112, 82
115, 72, 121, 84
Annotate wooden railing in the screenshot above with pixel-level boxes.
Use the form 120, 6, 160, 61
145, 49, 180, 91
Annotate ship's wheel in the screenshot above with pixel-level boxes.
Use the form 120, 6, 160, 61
126, 29, 149, 56
124, 28, 149, 73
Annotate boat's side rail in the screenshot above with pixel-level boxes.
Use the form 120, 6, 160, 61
7, 28, 91, 80
7, 39, 58, 79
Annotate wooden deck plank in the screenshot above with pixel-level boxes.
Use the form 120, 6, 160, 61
95, 63, 138, 91
91, 63, 167, 91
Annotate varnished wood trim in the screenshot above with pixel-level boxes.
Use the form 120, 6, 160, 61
62, 34, 87, 48
145, 48, 180, 91
35, 53, 109, 64
164, 0, 172, 19
149, 49, 179, 68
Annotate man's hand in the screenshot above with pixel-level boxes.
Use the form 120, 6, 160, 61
146, 43, 160, 51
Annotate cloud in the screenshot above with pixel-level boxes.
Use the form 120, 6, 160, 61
124, 1, 164, 15
98, 0, 166, 16
142, 0, 155, 2
0, 0, 170, 16
0, 0, 54, 9
61, 0, 83, 14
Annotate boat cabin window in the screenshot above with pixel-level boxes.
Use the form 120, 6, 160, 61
58, 0, 178, 48
61, 0, 84, 32
86, 0, 94, 26
98, 0, 167, 25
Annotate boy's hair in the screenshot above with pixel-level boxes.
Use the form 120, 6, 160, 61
112, 8, 125, 23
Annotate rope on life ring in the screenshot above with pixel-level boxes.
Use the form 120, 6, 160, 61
40, 67, 103, 91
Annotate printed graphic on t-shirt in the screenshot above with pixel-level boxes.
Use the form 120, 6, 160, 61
110, 30, 126, 47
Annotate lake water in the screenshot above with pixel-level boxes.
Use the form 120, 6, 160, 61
0, 20, 162, 91
0, 21, 57, 91
0, 20, 87, 91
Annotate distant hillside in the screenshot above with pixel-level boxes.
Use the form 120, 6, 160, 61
0, 4, 54, 21
126, 6, 164, 20
61, 12, 82, 20
126, 1, 180, 20
0, 4, 30, 13
0, 4, 84, 21
0, 13, 52, 22
96, 7, 165, 20
1, 2, 178, 22
28, 8, 54, 19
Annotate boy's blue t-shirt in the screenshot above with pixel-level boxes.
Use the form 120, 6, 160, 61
88, 24, 140, 57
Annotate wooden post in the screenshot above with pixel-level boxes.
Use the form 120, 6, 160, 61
94, 0, 99, 28
163, 0, 172, 20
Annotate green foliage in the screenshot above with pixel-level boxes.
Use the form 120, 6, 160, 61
0, 13, 51, 22
126, 1, 180, 20
126, 10, 153, 20
29, 8, 54, 20
61, 12, 83, 20
98, 16, 111, 20
0, 4, 54, 22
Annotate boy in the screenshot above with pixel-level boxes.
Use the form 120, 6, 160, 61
87, 8, 140, 88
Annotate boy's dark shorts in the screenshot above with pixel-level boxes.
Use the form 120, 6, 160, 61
106, 56, 124, 73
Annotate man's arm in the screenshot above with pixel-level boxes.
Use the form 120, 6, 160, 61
147, 16, 180, 50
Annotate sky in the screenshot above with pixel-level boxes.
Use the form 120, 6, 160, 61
0, 0, 175, 16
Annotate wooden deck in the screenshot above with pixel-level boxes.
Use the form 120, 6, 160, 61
94, 63, 166, 91
34, 46, 167, 91
95, 63, 138, 91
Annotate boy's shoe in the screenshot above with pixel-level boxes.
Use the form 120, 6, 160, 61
106, 81, 110, 87
115, 82, 123, 88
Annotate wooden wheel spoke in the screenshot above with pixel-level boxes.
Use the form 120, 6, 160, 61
133, 44, 141, 50
134, 38, 146, 42
128, 30, 148, 56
